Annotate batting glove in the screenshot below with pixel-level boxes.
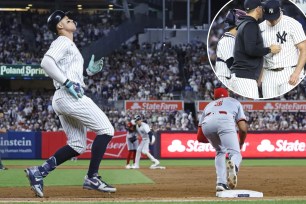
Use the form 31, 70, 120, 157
86, 54, 104, 76
64, 79, 84, 99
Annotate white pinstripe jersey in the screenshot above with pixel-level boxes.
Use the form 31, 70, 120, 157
136, 122, 151, 140
259, 15, 306, 69
199, 97, 246, 125
215, 32, 235, 77
45, 36, 85, 88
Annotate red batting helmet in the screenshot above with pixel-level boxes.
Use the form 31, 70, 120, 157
214, 87, 229, 99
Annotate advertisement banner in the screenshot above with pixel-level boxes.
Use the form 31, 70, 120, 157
197, 101, 306, 112
41, 131, 129, 159
125, 100, 183, 111
0, 65, 48, 79
160, 132, 306, 158
0, 132, 41, 159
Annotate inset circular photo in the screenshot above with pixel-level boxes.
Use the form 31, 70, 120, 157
207, 0, 306, 99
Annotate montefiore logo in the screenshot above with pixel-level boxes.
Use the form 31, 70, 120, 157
257, 139, 305, 152
168, 139, 215, 153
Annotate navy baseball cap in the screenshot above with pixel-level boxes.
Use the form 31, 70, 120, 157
244, 0, 263, 11
263, 0, 281, 20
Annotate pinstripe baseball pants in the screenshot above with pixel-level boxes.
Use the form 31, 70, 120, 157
52, 88, 114, 154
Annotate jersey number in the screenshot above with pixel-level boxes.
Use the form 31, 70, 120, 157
214, 100, 223, 106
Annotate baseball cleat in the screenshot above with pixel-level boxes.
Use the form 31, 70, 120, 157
125, 164, 132, 169
24, 167, 44, 198
216, 183, 230, 192
150, 160, 160, 168
227, 160, 238, 189
83, 174, 116, 193
0, 166, 8, 170
131, 164, 139, 169
149, 165, 166, 170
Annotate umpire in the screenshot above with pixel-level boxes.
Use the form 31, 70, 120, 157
229, 0, 281, 98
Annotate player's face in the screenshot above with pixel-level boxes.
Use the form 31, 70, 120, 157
60, 16, 77, 32
267, 19, 279, 26
136, 120, 141, 126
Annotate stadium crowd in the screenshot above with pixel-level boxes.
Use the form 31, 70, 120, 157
0, 8, 306, 133
0, 10, 126, 65
0, 90, 306, 132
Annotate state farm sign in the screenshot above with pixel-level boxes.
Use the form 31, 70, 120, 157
197, 101, 306, 112
161, 132, 306, 158
125, 101, 183, 111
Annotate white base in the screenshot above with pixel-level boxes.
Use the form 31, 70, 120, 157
149, 166, 166, 169
216, 190, 263, 198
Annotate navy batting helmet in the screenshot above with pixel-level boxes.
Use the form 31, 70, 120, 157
134, 115, 142, 122
47, 10, 75, 33
214, 87, 229, 99
224, 9, 246, 31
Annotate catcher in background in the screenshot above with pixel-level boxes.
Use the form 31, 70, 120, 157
215, 9, 246, 88
199, 87, 248, 192
125, 120, 139, 169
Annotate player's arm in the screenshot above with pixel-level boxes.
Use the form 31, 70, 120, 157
143, 123, 155, 144
41, 56, 67, 84
235, 101, 248, 149
224, 38, 235, 68
237, 120, 248, 149
41, 56, 84, 99
243, 23, 279, 56
289, 40, 306, 85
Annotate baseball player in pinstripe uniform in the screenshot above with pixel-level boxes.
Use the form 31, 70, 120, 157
132, 115, 161, 169
125, 120, 139, 169
229, 0, 281, 98
259, 0, 306, 98
25, 10, 116, 197
215, 9, 246, 88
199, 87, 248, 191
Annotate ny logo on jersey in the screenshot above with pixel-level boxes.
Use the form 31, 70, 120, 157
276, 31, 287, 44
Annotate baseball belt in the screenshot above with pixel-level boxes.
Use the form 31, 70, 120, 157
216, 57, 225, 63
265, 65, 296, 72
205, 111, 227, 117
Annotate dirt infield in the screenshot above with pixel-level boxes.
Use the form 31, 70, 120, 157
1, 166, 306, 201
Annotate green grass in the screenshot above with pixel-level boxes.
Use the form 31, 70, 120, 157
0, 168, 153, 187
3, 159, 306, 167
